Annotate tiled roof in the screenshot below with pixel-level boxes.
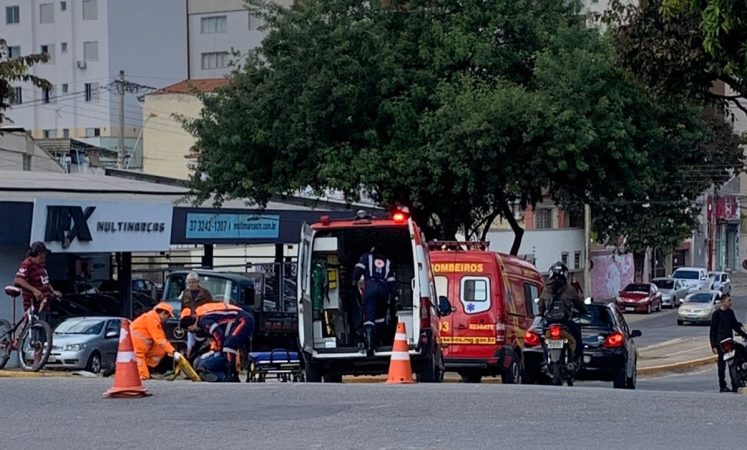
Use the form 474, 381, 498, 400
149, 78, 230, 96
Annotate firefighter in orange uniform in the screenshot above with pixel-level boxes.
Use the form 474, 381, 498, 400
130, 302, 183, 380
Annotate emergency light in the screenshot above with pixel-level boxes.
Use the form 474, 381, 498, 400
392, 206, 410, 223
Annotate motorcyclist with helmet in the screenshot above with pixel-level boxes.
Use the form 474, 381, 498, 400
539, 262, 587, 369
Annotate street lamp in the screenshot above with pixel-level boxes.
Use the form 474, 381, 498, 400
126, 112, 157, 170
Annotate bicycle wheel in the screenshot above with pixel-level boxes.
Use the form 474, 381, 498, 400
18, 320, 52, 372
0, 319, 12, 369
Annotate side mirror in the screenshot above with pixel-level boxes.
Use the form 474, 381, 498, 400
105, 331, 119, 339
630, 330, 642, 338
584, 297, 593, 305
437, 296, 453, 317
533, 298, 540, 305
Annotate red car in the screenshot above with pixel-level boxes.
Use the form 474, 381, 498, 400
616, 283, 662, 314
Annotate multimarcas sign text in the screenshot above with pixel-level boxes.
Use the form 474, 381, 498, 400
96, 221, 166, 233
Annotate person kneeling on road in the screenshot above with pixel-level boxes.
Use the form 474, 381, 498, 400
539, 262, 587, 370
130, 302, 184, 380
179, 302, 255, 382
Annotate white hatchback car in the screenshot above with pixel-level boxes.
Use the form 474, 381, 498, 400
671, 267, 710, 294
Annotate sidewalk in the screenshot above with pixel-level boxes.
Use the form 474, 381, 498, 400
637, 336, 715, 376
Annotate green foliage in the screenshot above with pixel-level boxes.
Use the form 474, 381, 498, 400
185, 0, 742, 252
661, 0, 747, 84
0, 39, 50, 126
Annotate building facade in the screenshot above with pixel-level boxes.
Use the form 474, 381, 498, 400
1, 0, 187, 152
187, 0, 292, 79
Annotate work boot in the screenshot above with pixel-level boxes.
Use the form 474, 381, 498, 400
364, 325, 375, 357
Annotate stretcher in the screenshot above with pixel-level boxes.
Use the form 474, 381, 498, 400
247, 349, 304, 382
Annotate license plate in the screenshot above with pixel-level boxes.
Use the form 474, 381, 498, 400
625, 307, 635, 312
724, 350, 735, 360
547, 340, 564, 349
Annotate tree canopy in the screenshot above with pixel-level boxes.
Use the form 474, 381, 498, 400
0, 39, 49, 126
185, 0, 742, 254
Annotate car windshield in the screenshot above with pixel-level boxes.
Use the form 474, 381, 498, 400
623, 284, 649, 293
686, 293, 713, 303
55, 318, 104, 335
574, 306, 614, 328
673, 270, 699, 280
652, 280, 674, 290
708, 273, 720, 280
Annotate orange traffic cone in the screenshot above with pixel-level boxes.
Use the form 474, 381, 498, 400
386, 322, 415, 384
104, 319, 151, 398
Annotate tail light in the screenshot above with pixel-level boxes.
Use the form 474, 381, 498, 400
524, 330, 541, 347
549, 324, 562, 339
721, 340, 734, 353
420, 297, 431, 331
603, 331, 625, 348
495, 323, 505, 343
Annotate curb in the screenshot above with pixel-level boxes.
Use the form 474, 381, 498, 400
637, 355, 717, 376
0, 369, 77, 378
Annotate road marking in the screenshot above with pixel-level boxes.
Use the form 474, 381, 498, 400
639, 337, 688, 351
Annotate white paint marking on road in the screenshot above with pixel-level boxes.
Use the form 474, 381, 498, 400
639, 337, 688, 352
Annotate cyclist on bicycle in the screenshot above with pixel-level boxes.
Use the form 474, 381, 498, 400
14, 241, 61, 320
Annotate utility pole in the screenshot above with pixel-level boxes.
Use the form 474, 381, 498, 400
117, 70, 126, 169
584, 203, 591, 296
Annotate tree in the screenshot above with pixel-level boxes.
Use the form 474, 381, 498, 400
185, 0, 742, 256
0, 39, 50, 126
607, 0, 747, 114
662, 0, 747, 92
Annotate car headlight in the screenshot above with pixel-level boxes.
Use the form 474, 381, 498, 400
64, 343, 86, 351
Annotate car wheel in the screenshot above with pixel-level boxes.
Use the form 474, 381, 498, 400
626, 360, 637, 389
501, 355, 521, 384
86, 351, 102, 374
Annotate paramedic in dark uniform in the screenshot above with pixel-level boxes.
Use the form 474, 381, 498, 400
353, 246, 396, 353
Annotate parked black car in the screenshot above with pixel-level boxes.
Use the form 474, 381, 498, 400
523, 301, 641, 389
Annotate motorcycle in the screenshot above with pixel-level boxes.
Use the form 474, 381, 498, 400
720, 337, 747, 389
542, 322, 580, 386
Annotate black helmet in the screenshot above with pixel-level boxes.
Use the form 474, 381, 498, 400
548, 262, 569, 284
28, 241, 51, 257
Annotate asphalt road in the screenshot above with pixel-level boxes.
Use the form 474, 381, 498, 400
619, 294, 747, 348
2, 377, 746, 449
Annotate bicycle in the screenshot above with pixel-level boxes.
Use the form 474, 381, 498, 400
0, 286, 54, 372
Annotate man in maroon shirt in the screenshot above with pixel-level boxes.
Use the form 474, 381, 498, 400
14, 242, 61, 313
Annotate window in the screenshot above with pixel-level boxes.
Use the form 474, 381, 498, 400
9, 87, 22, 105
61, 83, 69, 94
105, 320, 120, 338
435, 276, 448, 299
43, 129, 57, 138
43, 86, 55, 104
574, 251, 581, 270
524, 283, 540, 317
41, 44, 55, 63
40, 3, 54, 24
460, 276, 490, 314
85, 127, 100, 137
561, 251, 569, 267
83, 41, 98, 61
62, 128, 69, 138
7, 45, 21, 58
60, 1, 67, 11
82, 0, 97, 20
535, 209, 552, 229
6, 6, 19, 24
201, 52, 229, 70
61, 42, 68, 53
201, 15, 227, 34
84, 82, 99, 102
22, 154, 31, 171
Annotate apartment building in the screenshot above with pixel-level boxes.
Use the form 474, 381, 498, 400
1, 0, 187, 154
188, 0, 292, 79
